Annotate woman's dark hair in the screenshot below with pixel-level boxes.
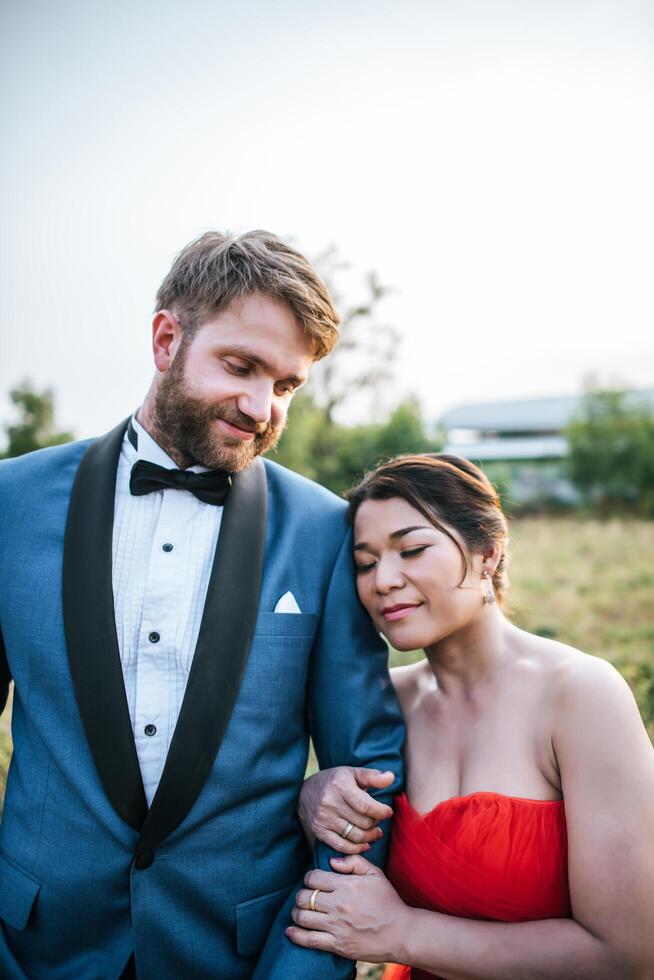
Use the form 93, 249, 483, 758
346, 453, 509, 605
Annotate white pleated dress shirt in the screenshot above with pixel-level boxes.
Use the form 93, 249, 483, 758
112, 416, 223, 805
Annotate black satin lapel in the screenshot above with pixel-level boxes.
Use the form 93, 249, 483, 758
137, 457, 267, 854
63, 418, 148, 831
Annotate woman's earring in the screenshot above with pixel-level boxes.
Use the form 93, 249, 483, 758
481, 569, 496, 605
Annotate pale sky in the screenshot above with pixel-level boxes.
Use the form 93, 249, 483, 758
1, 0, 652, 439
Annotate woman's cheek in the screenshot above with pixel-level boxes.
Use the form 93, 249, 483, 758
356, 576, 372, 610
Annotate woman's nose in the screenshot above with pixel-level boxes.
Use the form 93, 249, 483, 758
373, 556, 404, 594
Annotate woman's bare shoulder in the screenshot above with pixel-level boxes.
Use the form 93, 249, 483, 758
511, 627, 634, 713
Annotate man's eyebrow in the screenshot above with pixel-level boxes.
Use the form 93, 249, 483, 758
354, 526, 431, 551
222, 346, 306, 385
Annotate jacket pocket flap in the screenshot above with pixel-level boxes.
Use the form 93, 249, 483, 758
0, 852, 41, 930
235, 882, 293, 958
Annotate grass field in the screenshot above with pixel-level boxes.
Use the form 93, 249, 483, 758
0, 517, 652, 979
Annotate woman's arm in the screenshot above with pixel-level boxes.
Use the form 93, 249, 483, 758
289, 656, 654, 978
292, 858, 628, 979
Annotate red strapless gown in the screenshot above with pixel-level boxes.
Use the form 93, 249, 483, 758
383, 791, 571, 980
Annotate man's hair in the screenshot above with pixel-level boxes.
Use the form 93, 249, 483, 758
155, 230, 339, 360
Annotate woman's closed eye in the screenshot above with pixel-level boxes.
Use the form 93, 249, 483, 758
400, 545, 430, 559
355, 545, 430, 574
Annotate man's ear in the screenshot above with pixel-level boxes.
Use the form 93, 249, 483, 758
152, 310, 183, 373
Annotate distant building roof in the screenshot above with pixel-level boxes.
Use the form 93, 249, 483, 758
443, 435, 568, 462
439, 388, 654, 434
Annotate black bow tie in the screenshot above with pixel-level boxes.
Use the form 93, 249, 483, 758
129, 459, 232, 506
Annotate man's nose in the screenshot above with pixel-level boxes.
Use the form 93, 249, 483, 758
238, 382, 273, 425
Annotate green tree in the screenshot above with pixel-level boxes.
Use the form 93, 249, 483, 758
275, 396, 440, 495
273, 391, 326, 483
374, 398, 435, 460
310, 248, 399, 424
565, 388, 654, 515
1, 381, 74, 459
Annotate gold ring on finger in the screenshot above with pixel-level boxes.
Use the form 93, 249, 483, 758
342, 820, 355, 840
309, 888, 320, 913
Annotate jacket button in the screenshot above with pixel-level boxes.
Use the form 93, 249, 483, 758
134, 850, 154, 870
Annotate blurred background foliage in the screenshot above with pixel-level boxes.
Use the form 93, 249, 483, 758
0, 380, 73, 460
565, 388, 654, 516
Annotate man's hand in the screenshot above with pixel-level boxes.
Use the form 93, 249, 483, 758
298, 767, 395, 853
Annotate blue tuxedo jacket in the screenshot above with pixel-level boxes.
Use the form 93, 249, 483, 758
0, 420, 405, 979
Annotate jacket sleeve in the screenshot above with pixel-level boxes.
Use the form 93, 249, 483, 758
253, 524, 406, 979
0, 628, 10, 717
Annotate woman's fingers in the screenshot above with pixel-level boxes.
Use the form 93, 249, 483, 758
330, 854, 380, 876
351, 767, 396, 793
304, 868, 338, 891
285, 925, 336, 952
318, 828, 373, 855
342, 778, 394, 824
339, 819, 383, 845
318, 797, 379, 833
295, 888, 332, 913
291, 906, 331, 930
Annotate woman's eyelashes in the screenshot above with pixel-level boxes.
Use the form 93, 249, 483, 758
355, 545, 431, 574
400, 545, 430, 559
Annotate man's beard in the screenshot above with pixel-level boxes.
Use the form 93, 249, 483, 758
152, 348, 284, 472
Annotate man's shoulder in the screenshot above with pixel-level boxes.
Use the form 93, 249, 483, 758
0, 438, 93, 493
262, 458, 347, 520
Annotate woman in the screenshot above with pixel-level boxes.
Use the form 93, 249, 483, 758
287, 454, 654, 978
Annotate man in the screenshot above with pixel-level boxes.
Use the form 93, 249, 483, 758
0, 231, 404, 979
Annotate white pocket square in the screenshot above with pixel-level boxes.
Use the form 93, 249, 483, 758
274, 591, 301, 614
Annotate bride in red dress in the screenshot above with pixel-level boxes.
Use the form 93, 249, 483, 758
288, 454, 654, 978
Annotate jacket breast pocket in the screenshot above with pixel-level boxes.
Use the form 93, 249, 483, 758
235, 882, 294, 958
239, 613, 319, 724
253, 612, 319, 639
0, 852, 41, 930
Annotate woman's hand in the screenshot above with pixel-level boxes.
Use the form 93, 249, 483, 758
298, 766, 395, 853
287, 855, 410, 963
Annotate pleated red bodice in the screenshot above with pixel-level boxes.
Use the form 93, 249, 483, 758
383, 791, 572, 980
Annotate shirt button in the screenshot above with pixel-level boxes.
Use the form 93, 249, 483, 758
144, 724, 157, 737
162, 543, 173, 552
148, 631, 160, 643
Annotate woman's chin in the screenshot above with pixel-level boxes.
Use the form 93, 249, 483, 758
381, 626, 430, 652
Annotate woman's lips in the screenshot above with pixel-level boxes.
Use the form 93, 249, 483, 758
382, 604, 421, 622
217, 418, 256, 441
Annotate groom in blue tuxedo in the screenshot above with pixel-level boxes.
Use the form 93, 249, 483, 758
0, 231, 404, 979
